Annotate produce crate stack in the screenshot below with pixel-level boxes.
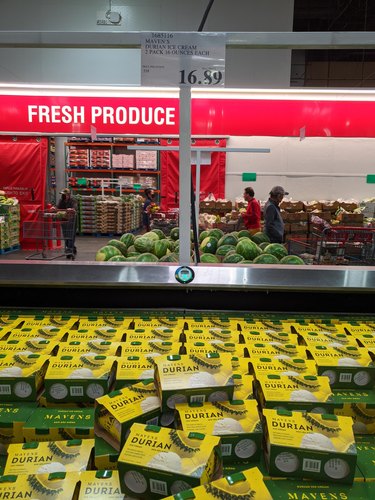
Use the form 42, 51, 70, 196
96, 197, 121, 234
116, 200, 132, 233
129, 195, 143, 231
0, 201, 20, 252
77, 194, 97, 234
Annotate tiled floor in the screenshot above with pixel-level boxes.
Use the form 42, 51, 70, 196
0, 235, 120, 262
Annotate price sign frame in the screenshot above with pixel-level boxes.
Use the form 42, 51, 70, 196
141, 32, 225, 87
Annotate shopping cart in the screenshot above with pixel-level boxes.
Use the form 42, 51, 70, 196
23, 209, 77, 260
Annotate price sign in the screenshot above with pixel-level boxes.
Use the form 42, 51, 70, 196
141, 32, 225, 87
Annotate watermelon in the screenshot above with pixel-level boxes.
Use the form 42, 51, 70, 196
200, 253, 220, 263
200, 237, 218, 255
170, 227, 179, 241
159, 253, 179, 262
107, 239, 128, 256
125, 256, 139, 262
108, 255, 127, 262
95, 246, 122, 262
127, 251, 141, 257
153, 240, 169, 259
120, 233, 135, 248
238, 229, 252, 239
259, 242, 270, 251
136, 253, 159, 263
251, 232, 270, 245
134, 237, 155, 254
218, 234, 238, 247
216, 244, 237, 257
253, 253, 280, 264
199, 230, 210, 243
280, 255, 305, 265
150, 229, 165, 240
127, 245, 136, 253
223, 253, 245, 263
236, 239, 261, 261
144, 231, 159, 242
242, 260, 253, 264
209, 228, 224, 241
165, 239, 175, 251
264, 243, 288, 260
238, 236, 252, 243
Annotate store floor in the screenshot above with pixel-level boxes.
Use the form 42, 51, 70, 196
0, 236, 118, 262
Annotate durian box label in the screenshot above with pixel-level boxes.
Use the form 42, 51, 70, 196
333, 389, 375, 434
245, 343, 307, 359
0, 404, 36, 452
356, 334, 375, 348
237, 319, 292, 333
307, 345, 375, 389
115, 354, 156, 389
44, 354, 116, 403
120, 340, 181, 356
22, 407, 95, 442
58, 340, 121, 357
343, 322, 375, 336
182, 341, 241, 356
7, 326, 68, 341
231, 357, 251, 375
4, 438, 94, 475
132, 316, 186, 331
78, 316, 127, 331
18, 314, 78, 329
175, 399, 262, 463
250, 356, 317, 378
255, 373, 334, 413
0, 471, 79, 500
263, 409, 357, 484
124, 327, 182, 343
0, 353, 49, 402
181, 328, 238, 343
163, 466, 272, 500
239, 328, 294, 345
118, 422, 222, 499
299, 331, 358, 346
95, 380, 161, 450
232, 374, 257, 401
0, 339, 58, 355
184, 317, 238, 331
290, 322, 347, 336
78, 470, 123, 499
94, 435, 119, 470
154, 353, 234, 412
66, 328, 125, 342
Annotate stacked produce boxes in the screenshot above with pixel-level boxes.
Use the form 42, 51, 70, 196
0, 199, 20, 252
77, 195, 97, 234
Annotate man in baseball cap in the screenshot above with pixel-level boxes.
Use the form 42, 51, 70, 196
60, 188, 71, 195
57, 187, 78, 259
263, 185, 289, 243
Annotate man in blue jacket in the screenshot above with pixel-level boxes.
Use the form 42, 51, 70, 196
264, 186, 289, 243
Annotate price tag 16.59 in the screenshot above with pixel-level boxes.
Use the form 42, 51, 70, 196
141, 32, 225, 87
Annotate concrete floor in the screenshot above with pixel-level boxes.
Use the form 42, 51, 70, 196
0, 235, 120, 262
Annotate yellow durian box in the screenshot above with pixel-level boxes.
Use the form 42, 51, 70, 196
232, 373, 257, 401
0, 404, 36, 453
181, 341, 241, 356
180, 328, 238, 344
44, 354, 116, 403
333, 389, 375, 434
307, 344, 375, 389
120, 340, 181, 356
0, 338, 58, 355
4, 438, 94, 475
78, 315, 128, 331
22, 407, 95, 442
6, 326, 69, 341
254, 373, 334, 413
343, 321, 375, 336
118, 422, 222, 499
250, 356, 317, 378
18, 314, 78, 330
78, 470, 123, 499
356, 333, 375, 348
175, 399, 262, 464
263, 409, 357, 484
66, 327, 125, 343
0, 353, 49, 402
154, 353, 234, 412
184, 316, 238, 331
115, 354, 157, 389
124, 326, 182, 342
58, 340, 122, 357
0, 471, 79, 500
95, 379, 161, 451
290, 321, 347, 336
239, 328, 294, 345
298, 330, 358, 347
132, 316, 186, 331
164, 466, 272, 500
245, 342, 307, 359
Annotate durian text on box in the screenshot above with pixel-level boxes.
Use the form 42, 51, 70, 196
154, 353, 234, 412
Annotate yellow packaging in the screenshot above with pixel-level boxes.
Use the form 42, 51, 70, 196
78, 316, 128, 333
44, 354, 116, 403
120, 340, 181, 356
7, 326, 68, 341
231, 356, 251, 375
18, 314, 78, 329
46, 314, 79, 329
4, 438, 94, 475
163, 466, 272, 500
0, 471, 79, 499
181, 341, 242, 356
154, 353, 234, 412
0, 404, 36, 453
132, 316, 186, 330
0, 314, 22, 330
238, 319, 292, 334
343, 322, 375, 336
356, 334, 375, 348
299, 330, 358, 346
263, 409, 357, 484
118, 422, 222, 498
94, 436, 119, 470
181, 328, 238, 343
254, 373, 333, 413
232, 374, 257, 401
245, 342, 307, 359
333, 389, 375, 434
307, 344, 375, 389
95, 379, 161, 450
0, 353, 49, 402
290, 322, 347, 335
58, 340, 121, 356
239, 328, 293, 345
250, 356, 317, 378
175, 399, 262, 463
66, 328, 125, 342
115, 354, 156, 389
22, 407, 95, 442
0, 338, 58, 355
78, 470, 124, 499
124, 327, 182, 342
184, 317, 238, 331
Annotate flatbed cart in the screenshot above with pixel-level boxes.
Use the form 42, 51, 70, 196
23, 209, 77, 260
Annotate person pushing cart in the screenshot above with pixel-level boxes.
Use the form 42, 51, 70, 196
56, 188, 78, 259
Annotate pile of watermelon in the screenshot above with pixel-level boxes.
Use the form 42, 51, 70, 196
95, 227, 305, 265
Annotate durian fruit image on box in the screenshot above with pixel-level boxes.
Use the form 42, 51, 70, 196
175, 399, 262, 463
58, 340, 122, 357
250, 356, 317, 377
154, 353, 234, 412
239, 328, 293, 345
95, 379, 161, 451
0, 471, 79, 500
163, 466, 272, 500
124, 326, 182, 342
333, 389, 375, 434
0, 338, 59, 355
7, 326, 68, 341
181, 341, 241, 357
4, 438, 94, 475
118, 422, 222, 499
120, 340, 181, 356
115, 354, 157, 389
245, 342, 307, 359
299, 330, 358, 347
262, 409, 357, 484
78, 470, 123, 499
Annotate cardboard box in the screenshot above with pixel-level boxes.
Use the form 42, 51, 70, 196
355, 435, 375, 481
333, 389, 375, 434
175, 399, 262, 464
58, 340, 121, 356
66, 327, 125, 343
181, 341, 240, 356
120, 340, 181, 356
239, 328, 293, 345
280, 201, 304, 212
184, 317, 238, 331
0, 338, 59, 355
0, 472, 79, 499
303, 202, 323, 212
245, 343, 307, 359
263, 409, 357, 484
298, 330, 358, 347
124, 327, 182, 342
250, 356, 317, 378
181, 326, 238, 344
118, 422, 222, 499
115, 354, 157, 389
0, 404, 36, 453
322, 201, 340, 212
132, 316, 185, 330
336, 213, 364, 224
154, 353, 234, 412
94, 435, 119, 470
6, 327, 68, 342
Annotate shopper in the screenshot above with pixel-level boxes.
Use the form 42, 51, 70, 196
264, 185, 289, 243
57, 187, 78, 259
241, 186, 261, 234
143, 188, 155, 232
